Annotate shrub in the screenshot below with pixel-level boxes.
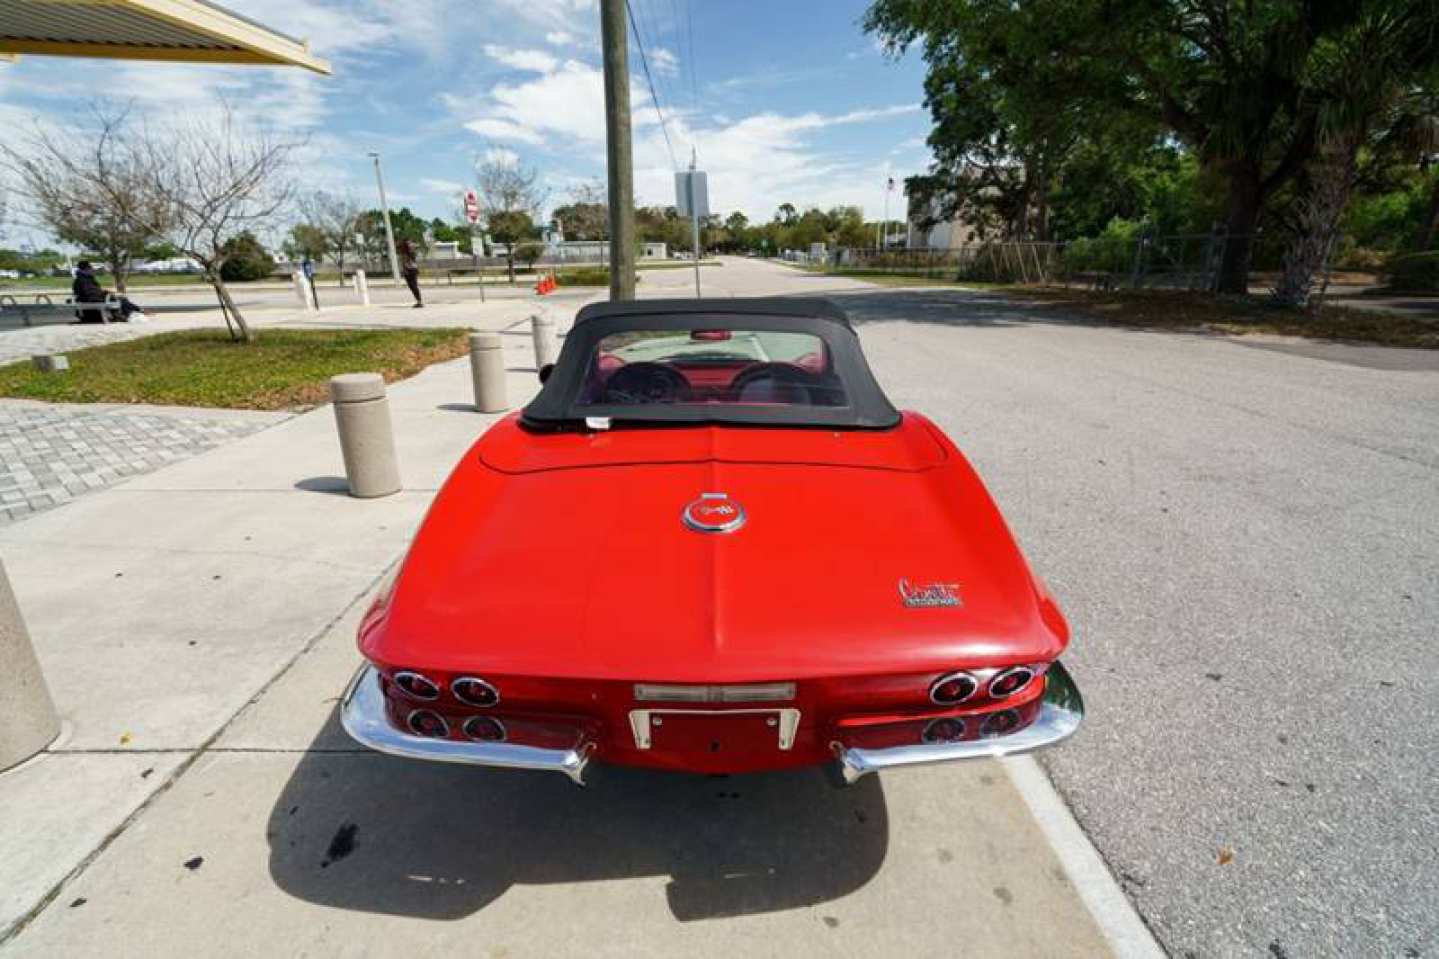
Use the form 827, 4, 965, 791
219, 232, 276, 282
1382, 251, 1439, 291
1331, 244, 1387, 273
1058, 218, 1145, 276
514, 243, 544, 268
554, 268, 638, 286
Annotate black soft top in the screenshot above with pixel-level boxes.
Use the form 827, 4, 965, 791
521, 297, 900, 430
572, 297, 854, 328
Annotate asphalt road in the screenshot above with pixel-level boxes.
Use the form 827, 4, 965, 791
648, 260, 1439, 957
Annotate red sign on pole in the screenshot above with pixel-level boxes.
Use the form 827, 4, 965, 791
463, 189, 480, 224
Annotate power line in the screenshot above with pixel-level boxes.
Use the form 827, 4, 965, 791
633, 0, 681, 135
625, 0, 680, 171
684, 0, 699, 117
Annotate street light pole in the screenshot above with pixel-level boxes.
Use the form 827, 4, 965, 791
882, 175, 894, 254
368, 152, 401, 286
599, 0, 636, 301
689, 148, 701, 297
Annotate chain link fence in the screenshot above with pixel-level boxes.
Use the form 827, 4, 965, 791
839, 228, 1310, 293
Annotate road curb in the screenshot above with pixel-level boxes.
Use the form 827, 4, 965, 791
1002, 755, 1166, 958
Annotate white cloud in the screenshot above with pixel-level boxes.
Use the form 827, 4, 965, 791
629, 104, 926, 221
464, 117, 547, 145
458, 58, 650, 148
483, 44, 559, 73
650, 46, 680, 76
490, 0, 599, 32
482, 147, 520, 167
545, 30, 577, 46
421, 177, 466, 194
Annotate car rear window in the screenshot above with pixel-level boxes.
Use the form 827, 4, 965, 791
577, 329, 848, 408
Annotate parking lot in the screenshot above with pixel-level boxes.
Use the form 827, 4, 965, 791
1, 258, 1435, 957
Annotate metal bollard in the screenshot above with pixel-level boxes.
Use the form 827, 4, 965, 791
0, 557, 60, 772
353, 269, 371, 307
293, 272, 315, 311
531, 313, 558, 368
329, 373, 402, 498
469, 333, 508, 412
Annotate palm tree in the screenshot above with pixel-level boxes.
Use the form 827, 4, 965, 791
1275, 2, 1439, 308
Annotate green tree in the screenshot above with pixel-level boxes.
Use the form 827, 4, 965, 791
1274, 6, 1439, 304
552, 180, 609, 241
428, 218, 473, 254
488, 210, 537, 281
142, 241, 181, 261
283, 223, 327, 263
477, 157, 545, 283
866, 0, 1439, 293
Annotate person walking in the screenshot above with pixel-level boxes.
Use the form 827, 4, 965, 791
398, 240, 423, 308
71, 261, 148, 323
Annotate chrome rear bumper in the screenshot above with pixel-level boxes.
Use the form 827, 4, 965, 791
831, 660, 1084, 785
340, 664, 594, 785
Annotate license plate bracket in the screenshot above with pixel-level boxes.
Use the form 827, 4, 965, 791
628, 708, 801, 751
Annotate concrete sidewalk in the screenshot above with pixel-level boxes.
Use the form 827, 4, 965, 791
0, 289, 1152, 957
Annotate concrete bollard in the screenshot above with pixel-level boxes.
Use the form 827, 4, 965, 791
531, 313, 558, 368
329, 373, 401, 498
0, 557, 60, 772
353, 269, 371, 307
31, 354, 69, 373
293, 272, 315, 311
469, 333, 508, 412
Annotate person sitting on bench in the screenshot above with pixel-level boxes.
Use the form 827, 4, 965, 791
72, 261, 147, 323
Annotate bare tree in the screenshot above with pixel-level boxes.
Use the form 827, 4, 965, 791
476, 156, 545, 284
299, 190, 364, 285
0, 110, 165, 293
117, 107, 301, 342
552, 178, 608, 241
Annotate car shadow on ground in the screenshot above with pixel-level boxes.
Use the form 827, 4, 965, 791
266, 709, 889, 922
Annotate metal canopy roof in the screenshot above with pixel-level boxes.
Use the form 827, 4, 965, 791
0, 0, 330, 73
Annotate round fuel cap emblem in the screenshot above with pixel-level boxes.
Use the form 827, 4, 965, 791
682, 492, 746, 534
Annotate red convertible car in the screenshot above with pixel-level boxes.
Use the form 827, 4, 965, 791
341, 298, 1082, 785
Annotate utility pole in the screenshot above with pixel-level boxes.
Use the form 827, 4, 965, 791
368, 152, 401, 286
600, 0, 636, 301
874, 174, 886, 251
688, 147, 701, 297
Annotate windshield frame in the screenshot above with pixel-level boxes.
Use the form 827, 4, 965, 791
521, 302, 901, 430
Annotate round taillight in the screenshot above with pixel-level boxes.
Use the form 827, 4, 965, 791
988, 666, 1035, 699
930, 671, 979, 705
406, 709, 449, 738
393, 671, 439, 700
452, 676, 500, 707
463, 716, 507, 742
922, 717, 966, 744
981, 709, 1021, 737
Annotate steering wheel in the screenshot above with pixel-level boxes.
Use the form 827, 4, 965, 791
601, 362, 691, 404
729, 362, 833, 405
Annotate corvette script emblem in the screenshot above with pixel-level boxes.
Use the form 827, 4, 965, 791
899, 578, 962, 608
682, 492, 746, 534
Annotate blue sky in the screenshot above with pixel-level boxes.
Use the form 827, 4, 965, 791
0, 0, 932, 239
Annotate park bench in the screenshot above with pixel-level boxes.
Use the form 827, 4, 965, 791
0, 293, 126, 329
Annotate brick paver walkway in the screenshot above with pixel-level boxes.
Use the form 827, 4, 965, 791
0, 402, 290, 523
